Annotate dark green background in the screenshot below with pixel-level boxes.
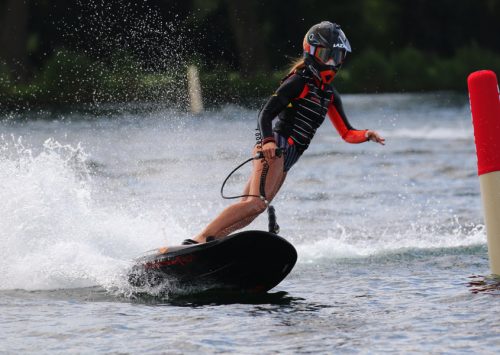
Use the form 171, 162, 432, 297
1, 0, 499, 107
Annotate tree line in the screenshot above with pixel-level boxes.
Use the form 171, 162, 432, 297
1, 0, 500, 107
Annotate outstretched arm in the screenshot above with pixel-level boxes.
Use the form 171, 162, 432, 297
328, 88, 385, 145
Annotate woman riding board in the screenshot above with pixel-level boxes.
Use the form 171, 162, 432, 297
186, 21, 385, 245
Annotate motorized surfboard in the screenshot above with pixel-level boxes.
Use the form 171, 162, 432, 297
128, 230, 297, 293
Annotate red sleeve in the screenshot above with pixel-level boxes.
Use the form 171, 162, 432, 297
327, 104, 368, 144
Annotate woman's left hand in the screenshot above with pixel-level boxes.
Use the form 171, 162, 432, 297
366, 130, 385, 145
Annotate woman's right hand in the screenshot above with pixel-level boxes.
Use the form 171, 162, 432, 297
366, 130, 386, 145
261, 141, 278, 160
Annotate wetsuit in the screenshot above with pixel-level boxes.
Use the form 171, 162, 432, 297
258, 67, 368, 171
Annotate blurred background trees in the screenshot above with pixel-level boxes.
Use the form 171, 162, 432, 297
1, 0, 499, 107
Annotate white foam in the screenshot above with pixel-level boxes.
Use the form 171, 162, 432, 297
0, 136, 180, 291
297, 222, 486, 263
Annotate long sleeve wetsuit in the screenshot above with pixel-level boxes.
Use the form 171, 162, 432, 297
258, 68, 367, 156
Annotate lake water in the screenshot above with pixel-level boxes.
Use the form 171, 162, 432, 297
1, 93, 499, 353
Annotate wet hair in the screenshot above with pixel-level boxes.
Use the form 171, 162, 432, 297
288, 57, 306, 75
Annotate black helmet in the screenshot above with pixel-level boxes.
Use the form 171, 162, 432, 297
303, 21, 351, 83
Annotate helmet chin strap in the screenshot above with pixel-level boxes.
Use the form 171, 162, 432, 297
304, 55, 336, 85
320, 70, 335, 84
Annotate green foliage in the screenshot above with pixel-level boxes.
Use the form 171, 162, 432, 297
336, 45, 500, 93
0, 61, 10, 94
2, 0, 500, 109
450, 45, 500, 89
0, 49, 184, 107
3, 45, 500, 109
36, 49, 100, 103
346, 49, 393, 92
200, 68, 285, 106
390, 47, 430, 91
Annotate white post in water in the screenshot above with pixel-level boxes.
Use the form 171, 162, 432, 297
468, 70, 500, 276
187, 65, 204, 114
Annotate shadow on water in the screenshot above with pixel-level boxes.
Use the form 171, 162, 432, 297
132, 289, 310, 308
2, 287, 325, 310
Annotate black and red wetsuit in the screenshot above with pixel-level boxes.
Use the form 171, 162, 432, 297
258, 67, 368, 171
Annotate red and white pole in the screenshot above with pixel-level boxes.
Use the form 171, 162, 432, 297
468, 70, 500, 276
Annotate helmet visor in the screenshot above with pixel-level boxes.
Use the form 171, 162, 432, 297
314, 47, 346, 67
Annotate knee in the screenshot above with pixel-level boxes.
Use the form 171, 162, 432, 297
242, 198, 267, 215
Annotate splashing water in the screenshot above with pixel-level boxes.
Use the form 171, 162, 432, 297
0, 95, 487, 294
0, 136, 176, 292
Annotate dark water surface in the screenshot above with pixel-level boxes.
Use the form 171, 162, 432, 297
1, 93, 499, 353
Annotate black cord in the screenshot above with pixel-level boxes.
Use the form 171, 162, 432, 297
220, 126, 272, 201
219, 114, 280, 233
219, 151, 280, 234
220, 149, 282, 201
220, 155, 262, 200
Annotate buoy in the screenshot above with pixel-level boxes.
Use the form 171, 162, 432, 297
468, 70, 500, 275
187, 65, 204, 114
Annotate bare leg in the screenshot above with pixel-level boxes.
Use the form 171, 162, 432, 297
240, 176, 251, 202
217, 171, 287, 236
193, 147, 285, 242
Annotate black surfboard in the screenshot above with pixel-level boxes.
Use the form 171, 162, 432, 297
128, 230, 297, 293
